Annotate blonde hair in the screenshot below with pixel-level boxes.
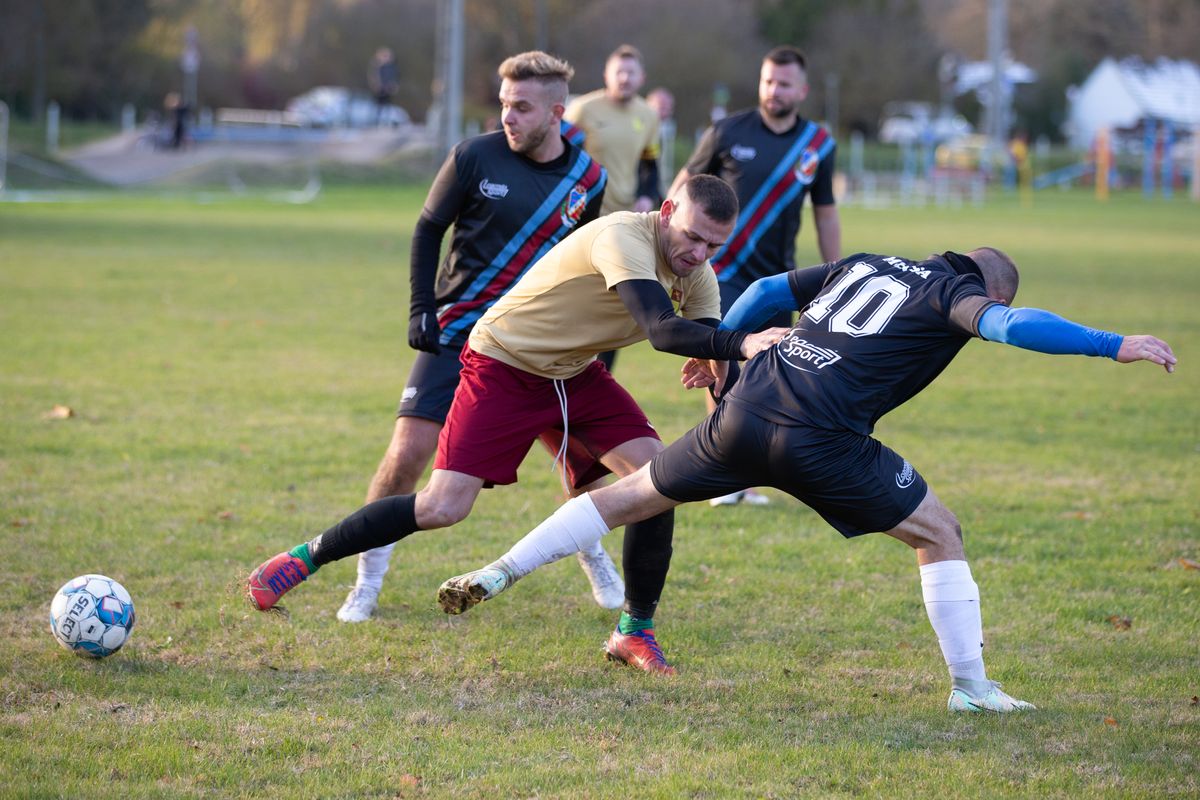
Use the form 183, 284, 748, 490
498, 51, 573, 105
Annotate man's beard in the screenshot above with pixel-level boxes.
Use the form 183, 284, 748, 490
760, 100, 795, 120
514, 124, 549, 154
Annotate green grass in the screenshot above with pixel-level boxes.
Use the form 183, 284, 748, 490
1, 187, 1197, 798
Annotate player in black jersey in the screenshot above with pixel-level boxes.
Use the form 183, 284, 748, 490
437, 248, 1176, 712
669, 45, 842, 506
335, 51, 614, 623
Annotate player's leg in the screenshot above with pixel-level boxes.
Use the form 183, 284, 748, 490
340, 348, 461, 621
592, 436, 679, 673
568, 474, 625, 609
339, 416, 442, 622
437, 463, 678, 614
885, 490, 1034, 713
538, 439, 624, 609
247, 471, 484, 612
251, 346, 542, 613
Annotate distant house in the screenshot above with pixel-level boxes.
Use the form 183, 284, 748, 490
1065, 57, 1200, 149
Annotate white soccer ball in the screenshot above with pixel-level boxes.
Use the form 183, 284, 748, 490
49, 574, 136, 658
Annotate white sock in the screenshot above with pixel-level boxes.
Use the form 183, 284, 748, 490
499, 494, 610, 578
920, 560, 987, 683
354, 544, 395, 592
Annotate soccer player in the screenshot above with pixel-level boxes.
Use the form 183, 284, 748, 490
567, 44, 663, 373
669, 45, 842, 506
334, 51, 612, 623
566, 44, 661, 216
248, 175, 789, 622
437, 247, 1176, 713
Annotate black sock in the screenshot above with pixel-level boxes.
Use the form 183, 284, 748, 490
621, 509, 673, 620
307, 494, 419, 566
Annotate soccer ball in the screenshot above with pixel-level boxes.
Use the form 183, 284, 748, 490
49, 574, 136, 658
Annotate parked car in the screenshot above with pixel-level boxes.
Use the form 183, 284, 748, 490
285, 87, 410, 129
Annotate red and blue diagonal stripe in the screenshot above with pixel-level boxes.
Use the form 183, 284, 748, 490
713, 121, 834, 282
561, 119, 586, 147
438, 153, 606, 345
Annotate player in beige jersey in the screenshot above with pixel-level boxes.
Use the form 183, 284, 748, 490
565, 45, 661, 216
247, 176, 787, 637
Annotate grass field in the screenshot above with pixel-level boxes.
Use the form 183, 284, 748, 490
1, 187, 1197, 798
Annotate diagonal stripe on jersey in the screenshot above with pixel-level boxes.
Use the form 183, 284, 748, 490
713, 123, 833, 280
439, 154, 606, 343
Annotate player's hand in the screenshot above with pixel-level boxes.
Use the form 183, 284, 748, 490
680, 358, 727, 392
632, 196, 655, 213
1117, 335, 1176, 373
740, 327, 789, 360
408, 309, 442, 354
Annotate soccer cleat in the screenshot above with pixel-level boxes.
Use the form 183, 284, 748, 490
437, 566, 512, 615
336, 585, 379, 623
246, 551, 310, 611
577, 547, 624, 609
603, 628, 677, 675
947, 681, 1036, 713
708, 490, 745, 507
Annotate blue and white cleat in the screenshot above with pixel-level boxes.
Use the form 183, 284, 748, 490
948, 680, 1036, 713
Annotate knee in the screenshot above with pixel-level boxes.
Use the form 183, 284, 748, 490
916, 518, 963, 555
414, 490, 471, 530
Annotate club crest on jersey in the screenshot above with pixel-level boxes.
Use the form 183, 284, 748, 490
793, 147, 821, 185
560, 182, 589, 227
479, 179, 509, 199
778, 333, 841, 372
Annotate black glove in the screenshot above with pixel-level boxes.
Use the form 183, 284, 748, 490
408, 309, 442, 354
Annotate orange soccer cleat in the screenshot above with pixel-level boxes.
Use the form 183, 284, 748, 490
603, 628, 677, 675
247, 551, 311, 611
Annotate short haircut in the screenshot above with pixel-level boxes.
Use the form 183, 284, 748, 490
684, 174, 739, 224
968, 246, 1020, 303
608, 44, 644, 65
764, 45, 807, 71
498, 51, 574, 104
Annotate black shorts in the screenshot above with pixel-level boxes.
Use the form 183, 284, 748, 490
720, 280, 793, 332
649, 401, 927, 537
395, 346, 466, 423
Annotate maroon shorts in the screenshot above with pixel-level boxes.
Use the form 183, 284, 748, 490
434, 345, 659, 489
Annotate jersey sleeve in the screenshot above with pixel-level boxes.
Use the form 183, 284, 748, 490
590, 223, 658, 288
409, 149, 466, 312
788, 262, 836, 309
682, 123, 721, 176
945, 278, 999, 336
421, 146, 467, 224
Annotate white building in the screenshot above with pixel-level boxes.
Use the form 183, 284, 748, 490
1066, 56, 1200, 149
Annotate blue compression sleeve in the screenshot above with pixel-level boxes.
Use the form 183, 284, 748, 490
719, 273, 796, 332
977, 305, 1123, 358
